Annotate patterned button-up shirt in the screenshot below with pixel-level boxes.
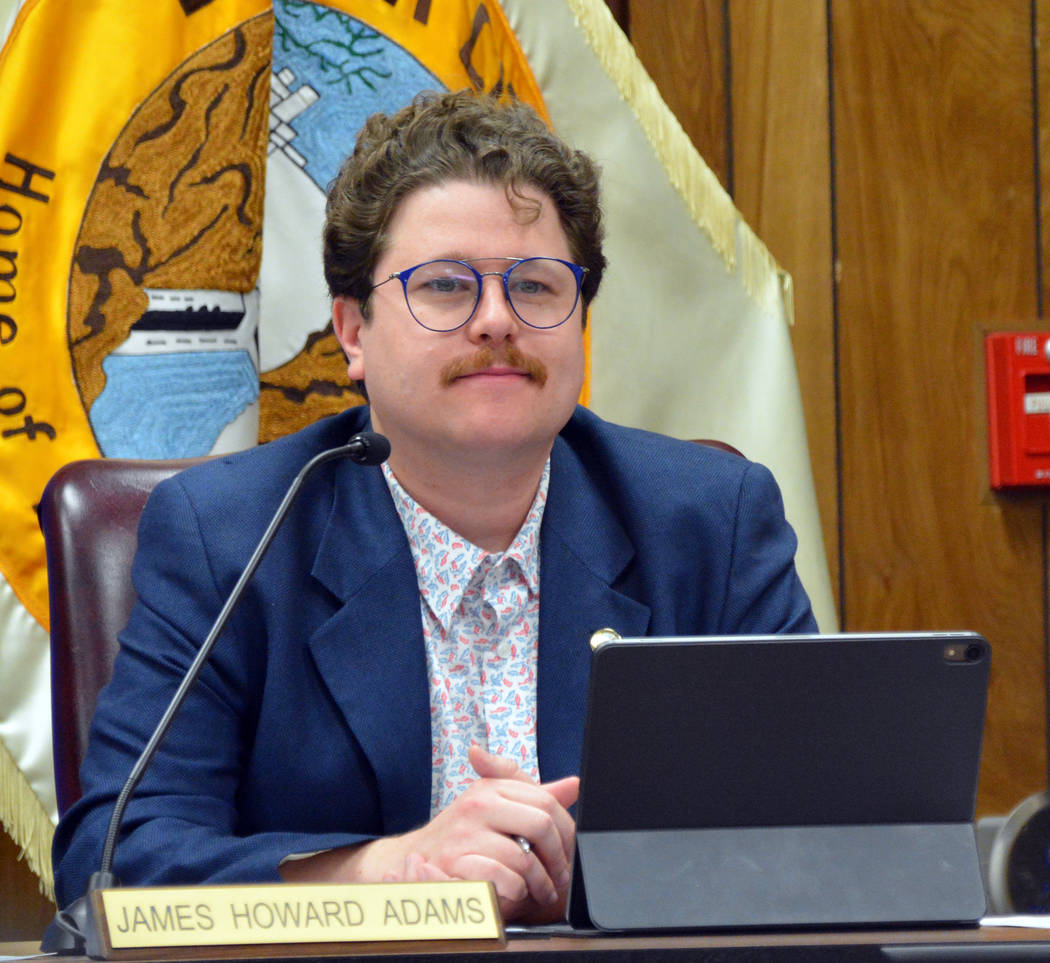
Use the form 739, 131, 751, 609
382, 461, 548, 817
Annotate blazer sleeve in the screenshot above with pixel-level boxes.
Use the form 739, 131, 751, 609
715, 459, 818, 635
50, 473, 372, 909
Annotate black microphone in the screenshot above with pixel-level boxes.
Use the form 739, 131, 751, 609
343, 430, 391, 466
44, 431, 390, 955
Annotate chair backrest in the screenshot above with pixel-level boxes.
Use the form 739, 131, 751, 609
694, 438, 743, 457
39, 457, 202, 815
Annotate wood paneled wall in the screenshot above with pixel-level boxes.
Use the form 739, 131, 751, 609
0, 827, 54, 939
624, 0, 1049, 819
4, 0, 1049, 940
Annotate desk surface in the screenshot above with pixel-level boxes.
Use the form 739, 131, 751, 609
6, 927, 1050, 962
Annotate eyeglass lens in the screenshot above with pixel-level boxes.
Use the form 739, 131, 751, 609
403, 258, 580, 331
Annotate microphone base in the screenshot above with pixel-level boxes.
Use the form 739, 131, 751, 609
40, 872, 116, 957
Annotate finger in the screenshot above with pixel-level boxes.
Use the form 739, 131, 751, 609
402, 852, 455, 883
423, 767, 575, 890
472, 844, 569, 926
468, 793, 572, 891
450, 850, 529, 906
452, 847, 558, 912
468, 744, 532, 783
401, 852, 426, 881
414, 858, 455, 883
541, 775, 580, 810
461, 777, 575, 851
480, 777, 579, 869
510, 837, 563, 908
467, 750, 578, 852
542, 776, 579, 857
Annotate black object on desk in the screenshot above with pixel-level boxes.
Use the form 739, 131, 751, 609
568, 631, 991, 932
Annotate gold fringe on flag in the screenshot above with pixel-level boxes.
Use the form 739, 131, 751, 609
563, 0, 794, 324
0, 735, 55, 900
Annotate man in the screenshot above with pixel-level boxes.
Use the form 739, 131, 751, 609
53, 90, 816, 923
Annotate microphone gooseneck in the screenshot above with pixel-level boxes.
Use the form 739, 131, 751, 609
46, 431, 390, 954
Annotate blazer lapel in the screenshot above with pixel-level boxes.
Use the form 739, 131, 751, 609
537, 437, 651, 782
308, 457, 432, 834
303, 417, 651, 821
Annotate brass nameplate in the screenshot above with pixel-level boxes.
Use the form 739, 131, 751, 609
93, 880, 503, 951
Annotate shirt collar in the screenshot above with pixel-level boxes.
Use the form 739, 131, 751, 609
382, 460, 549, 629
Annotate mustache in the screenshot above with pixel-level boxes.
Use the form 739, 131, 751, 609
440, 345, 548, 387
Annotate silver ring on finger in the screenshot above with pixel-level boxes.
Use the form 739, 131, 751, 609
514, 835, 532, 856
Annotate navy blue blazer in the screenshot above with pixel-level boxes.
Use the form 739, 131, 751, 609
52, 405, 815, 906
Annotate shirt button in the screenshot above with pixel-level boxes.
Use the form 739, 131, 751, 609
497, 641, 513, 659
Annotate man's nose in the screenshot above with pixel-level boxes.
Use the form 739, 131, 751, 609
466, 275, 518, 341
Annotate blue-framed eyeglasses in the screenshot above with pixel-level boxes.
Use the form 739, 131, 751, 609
369, 256, 588, 332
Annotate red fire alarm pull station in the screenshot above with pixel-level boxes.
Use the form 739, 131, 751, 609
986, 331, 1050, 489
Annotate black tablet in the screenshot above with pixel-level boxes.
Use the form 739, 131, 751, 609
569, 631, 991, 931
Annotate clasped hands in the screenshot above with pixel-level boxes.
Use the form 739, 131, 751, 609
282, 745, 579, 923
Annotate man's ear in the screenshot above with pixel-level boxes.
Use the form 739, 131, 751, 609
332, 295, 366, 383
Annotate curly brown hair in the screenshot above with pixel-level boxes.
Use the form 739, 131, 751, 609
323, 89, 605, 317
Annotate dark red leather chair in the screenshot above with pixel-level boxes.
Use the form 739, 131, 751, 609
694, 439, 743, 457
38, 457, 203, 815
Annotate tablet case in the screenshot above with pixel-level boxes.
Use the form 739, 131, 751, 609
567, 632, 990, 931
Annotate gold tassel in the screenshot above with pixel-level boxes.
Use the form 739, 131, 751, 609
563, 0, 794, 324
0, 736, 55, 901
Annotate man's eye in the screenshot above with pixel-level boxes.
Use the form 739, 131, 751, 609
511, 277, 554, 298
421, 276, 474, 295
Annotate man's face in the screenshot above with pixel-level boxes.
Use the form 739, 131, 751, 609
332, 179, 586, 468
